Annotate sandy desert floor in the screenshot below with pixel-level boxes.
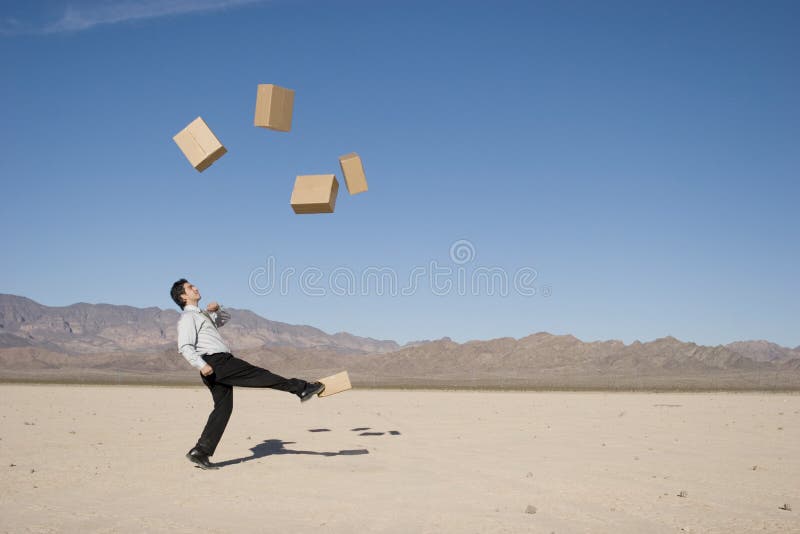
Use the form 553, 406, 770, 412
0, 384, 798, 533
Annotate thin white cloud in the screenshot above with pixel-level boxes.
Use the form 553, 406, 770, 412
1, 0, 266, 35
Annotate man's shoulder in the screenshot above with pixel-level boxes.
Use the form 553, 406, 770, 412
178, 309, 201, 325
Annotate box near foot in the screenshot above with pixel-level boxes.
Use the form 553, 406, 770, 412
318, 371, 351, 397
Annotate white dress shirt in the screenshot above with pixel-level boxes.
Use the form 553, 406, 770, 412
176, 304, 232, 370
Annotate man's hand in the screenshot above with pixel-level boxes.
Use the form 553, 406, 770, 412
201, 364, 214, 376
206, 302, 220, 313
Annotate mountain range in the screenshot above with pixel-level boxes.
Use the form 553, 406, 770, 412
1, 294, 798, 390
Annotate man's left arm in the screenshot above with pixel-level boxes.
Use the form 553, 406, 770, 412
206, 302, 230, 328
213, 306, 230, 328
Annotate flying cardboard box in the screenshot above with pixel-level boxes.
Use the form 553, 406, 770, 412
290, 174, 339, 214
173, 117, 227, 172
317, 371, 351, 397
254, 84, 295, 132
338, 152, 368, 195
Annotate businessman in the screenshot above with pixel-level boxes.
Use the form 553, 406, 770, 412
170, 278, 324, 469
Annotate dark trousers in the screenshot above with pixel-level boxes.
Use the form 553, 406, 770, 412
195, 352, 308, 456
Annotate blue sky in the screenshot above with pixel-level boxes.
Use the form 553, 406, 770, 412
1, 0, 798, 347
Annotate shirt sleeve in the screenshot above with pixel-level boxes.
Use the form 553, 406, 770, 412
177, 314, 207, 370
212, 306, 231, 328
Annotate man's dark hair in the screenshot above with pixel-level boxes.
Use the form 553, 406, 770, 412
170, 278, 189, 309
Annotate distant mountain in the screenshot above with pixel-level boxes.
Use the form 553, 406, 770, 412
330, 333, 799, 390
725, 340, 800, 363
400, 337, 453, 348
0, 294, 798, 390
0, 294, 399, 355
358, 333, 773, 378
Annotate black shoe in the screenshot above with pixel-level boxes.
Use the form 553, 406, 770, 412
186, 448, 218, 470
297, 381, 325, 403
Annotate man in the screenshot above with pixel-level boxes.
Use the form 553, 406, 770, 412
170, 278, 324, 470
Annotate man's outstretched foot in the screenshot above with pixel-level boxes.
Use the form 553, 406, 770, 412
186, 448, 218, 470
298, 381, 325, 403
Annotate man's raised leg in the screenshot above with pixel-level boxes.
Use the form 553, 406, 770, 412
213, 353, 324, 400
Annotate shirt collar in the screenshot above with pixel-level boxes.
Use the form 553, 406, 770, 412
184, 304, 201, 312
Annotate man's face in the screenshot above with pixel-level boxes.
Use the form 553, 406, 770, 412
182, 282, 201, 304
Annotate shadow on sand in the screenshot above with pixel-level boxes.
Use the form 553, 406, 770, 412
214, 439, 369, 468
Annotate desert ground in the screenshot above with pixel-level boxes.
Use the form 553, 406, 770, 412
0, 384, 798, 533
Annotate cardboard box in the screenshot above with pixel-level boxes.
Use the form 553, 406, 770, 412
254, 84, 295, 132
338, 152, 368, 195
173, 117, 227, 172
317, 371, 351, 397
290, 174, 339, 214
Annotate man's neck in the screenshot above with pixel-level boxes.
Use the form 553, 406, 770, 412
184, 302, 200, 310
